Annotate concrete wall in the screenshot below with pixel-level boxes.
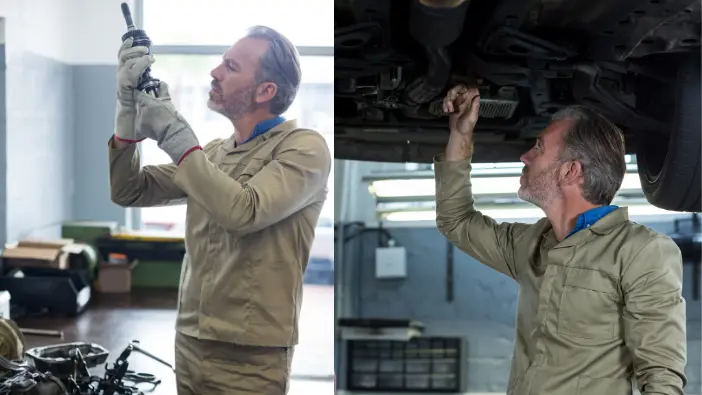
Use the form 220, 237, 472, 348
337, 221, 701, 394
0, 0, 135, 244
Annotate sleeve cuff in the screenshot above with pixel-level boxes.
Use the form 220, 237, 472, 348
177, 146, 203, 165
113, 133, 146, 144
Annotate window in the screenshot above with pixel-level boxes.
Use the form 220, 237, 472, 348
367, 155, 690, 223
142, 0, 333, 47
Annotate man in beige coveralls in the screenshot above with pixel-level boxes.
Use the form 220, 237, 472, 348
108, 26, 331, 394
436, 84, 687, 395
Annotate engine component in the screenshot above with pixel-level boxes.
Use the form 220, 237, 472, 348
409, 0, 470, 47
404, 0, 470, 107
335, 22, 383, 51
479, 86, 520, 118
481, 26, 577, 60
428, 86, 520, 119
404, 47, 452, 105
0, 367, 68, 395
25, 342, 109, 380
120, 2, 160, 97
0, 319, 24, 362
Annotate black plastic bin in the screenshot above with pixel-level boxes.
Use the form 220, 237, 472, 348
0, 266, 91, 316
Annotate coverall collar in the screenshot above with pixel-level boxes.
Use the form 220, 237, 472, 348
225, 117, 295, 153
545, 206, 629, 249
566, 205, 620, 238
241, 115, 286, 145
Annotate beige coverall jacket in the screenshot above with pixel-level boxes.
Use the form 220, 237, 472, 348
434, 154, 687, 395
108, 119, 331, 348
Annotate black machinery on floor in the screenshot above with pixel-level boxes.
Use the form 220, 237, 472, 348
0, 339, 174, 395
0, 313, 173, 395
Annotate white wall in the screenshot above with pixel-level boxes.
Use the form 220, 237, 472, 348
0, 0, 130, 242
0, 0, 69, 62
64, 0, 137, 65
0, 0, 134, 65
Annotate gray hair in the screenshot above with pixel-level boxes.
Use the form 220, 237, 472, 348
245, 25, 302, 115
552, 105, 626, 205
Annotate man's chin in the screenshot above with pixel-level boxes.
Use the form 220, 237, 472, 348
207, 100, 227, 115
517, 187, 537, 206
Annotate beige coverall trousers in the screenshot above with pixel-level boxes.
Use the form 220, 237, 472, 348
174, 332, 295, 395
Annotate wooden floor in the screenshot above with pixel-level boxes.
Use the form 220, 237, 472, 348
14, 286, 335, 395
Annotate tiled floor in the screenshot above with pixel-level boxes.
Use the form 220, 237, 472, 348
13, 285, 335, 394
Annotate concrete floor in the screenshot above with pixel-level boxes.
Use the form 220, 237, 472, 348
14, 285, 335, 394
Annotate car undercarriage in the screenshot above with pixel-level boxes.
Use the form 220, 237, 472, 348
334, 0, 701, 212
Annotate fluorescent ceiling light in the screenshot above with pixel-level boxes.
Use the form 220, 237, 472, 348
370, 173, 643, 198
382, 204, 681, 222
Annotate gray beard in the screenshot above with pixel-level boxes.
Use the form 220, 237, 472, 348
209, 84, 259, 120
518, 166, 560, 208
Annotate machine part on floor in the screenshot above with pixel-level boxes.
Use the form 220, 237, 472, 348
66, 340, 165, 395
0, 319, 25, 361
25, 342, 109, 379
0, 354, 69, 395
18, 330, 62, 339
0, 370, 68, 395
119, 2, 160, 97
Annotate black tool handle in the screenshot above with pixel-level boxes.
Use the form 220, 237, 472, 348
121, 2, 135, 30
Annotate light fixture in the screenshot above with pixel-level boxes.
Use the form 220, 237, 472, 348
369, 173, 644, 199
381, 203, 682, 222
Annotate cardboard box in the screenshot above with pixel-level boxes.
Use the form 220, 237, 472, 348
1, 239, 75, 270
98, 260, 138, 293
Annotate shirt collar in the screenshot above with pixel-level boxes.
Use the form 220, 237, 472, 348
566, 205, 619, 238
238, 115, 286, 146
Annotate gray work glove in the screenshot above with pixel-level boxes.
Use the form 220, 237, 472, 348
114, 37, 154, 143
135, 81, 201, 164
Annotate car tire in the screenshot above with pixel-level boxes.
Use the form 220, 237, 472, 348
636, 52, 701, 213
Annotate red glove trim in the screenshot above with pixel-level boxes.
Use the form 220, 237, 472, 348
114, 133, 146, 143
177, 146, 203, 165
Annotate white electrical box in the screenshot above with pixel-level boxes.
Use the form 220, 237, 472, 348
375, 246, 407, 278
0, 291, 10, 319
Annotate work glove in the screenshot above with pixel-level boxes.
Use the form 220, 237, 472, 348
114, 37, 154, 143
135, 81, 202, 164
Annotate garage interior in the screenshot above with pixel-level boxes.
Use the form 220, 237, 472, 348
333, 158, 702, 395
0, 0, 334, 394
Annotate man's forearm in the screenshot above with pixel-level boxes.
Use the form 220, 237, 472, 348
108, 136, 186, 207
171, 132, 330, 235
445, 131, 474, 162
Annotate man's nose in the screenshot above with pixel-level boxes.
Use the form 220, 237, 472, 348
520, 152, 530, 166
210, 64, 223, 80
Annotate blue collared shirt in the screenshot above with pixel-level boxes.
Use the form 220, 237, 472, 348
566, 205, 619, 238
239, 116, 286, 146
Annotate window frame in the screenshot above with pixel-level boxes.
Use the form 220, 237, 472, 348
129, 0, 334, 231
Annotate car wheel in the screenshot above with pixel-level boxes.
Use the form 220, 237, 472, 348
636, 52, 701, 213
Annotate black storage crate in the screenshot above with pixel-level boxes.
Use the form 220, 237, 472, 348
0, 267, 91, 316
347, 337, 464, 392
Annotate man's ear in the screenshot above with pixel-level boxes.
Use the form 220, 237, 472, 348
255, 82, 278, 105
561, 160, 582, 186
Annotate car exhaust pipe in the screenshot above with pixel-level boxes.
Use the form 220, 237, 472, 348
404, 0, 470, 106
